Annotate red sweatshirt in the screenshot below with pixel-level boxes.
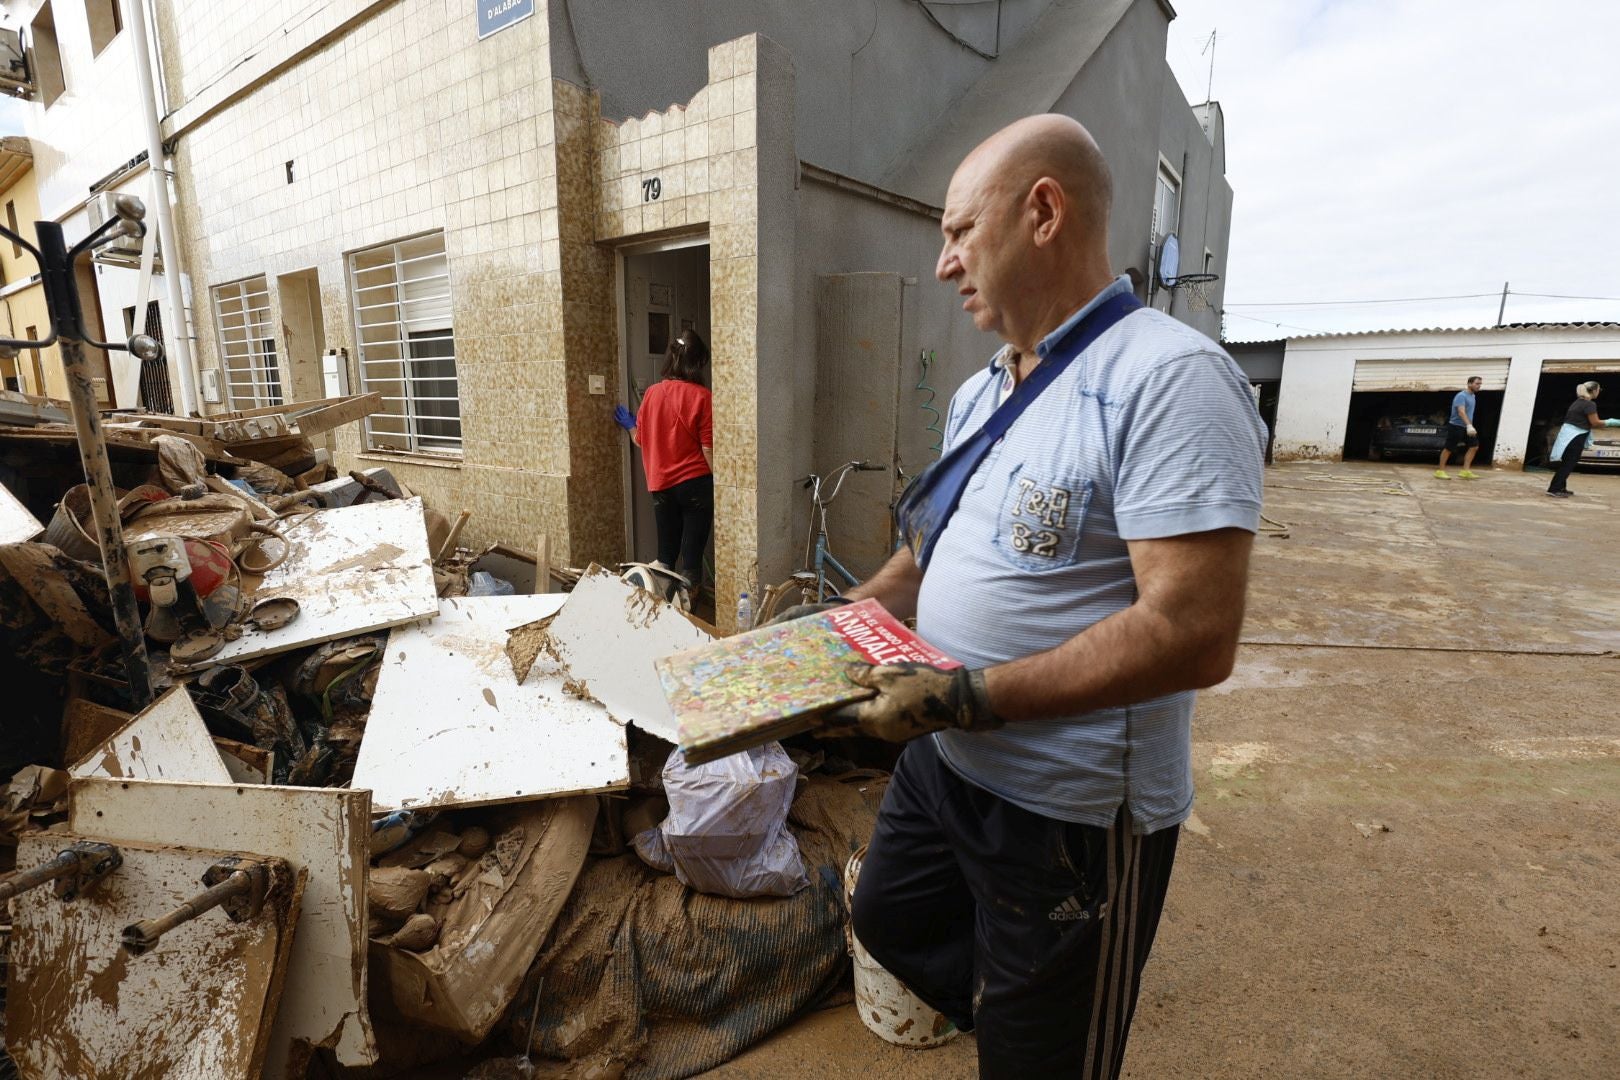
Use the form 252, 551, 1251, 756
639, 379, 712, 491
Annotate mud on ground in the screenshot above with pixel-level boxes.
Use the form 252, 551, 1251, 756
711, 462, 1620, 1078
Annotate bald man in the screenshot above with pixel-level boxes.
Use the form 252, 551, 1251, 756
832, 116, 1266, 1076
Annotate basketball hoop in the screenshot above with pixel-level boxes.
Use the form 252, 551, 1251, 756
1168, 272, 1219, 312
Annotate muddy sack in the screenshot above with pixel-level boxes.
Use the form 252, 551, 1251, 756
633, 742, 808, 899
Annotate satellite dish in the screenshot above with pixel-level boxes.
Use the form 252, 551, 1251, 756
1157, 234, 1181, 289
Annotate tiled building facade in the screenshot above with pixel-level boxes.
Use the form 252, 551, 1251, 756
3, 0, 1227, 629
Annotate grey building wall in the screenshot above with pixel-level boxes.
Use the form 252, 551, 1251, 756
1050, 0, 1169, 282
1151, 88, 1232, 341
548, 0, 1054, 187
1227, 340, 1285, 383
790, 175, 1003, 578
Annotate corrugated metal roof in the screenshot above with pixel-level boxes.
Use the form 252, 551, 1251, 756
1281, 321, 1620, 341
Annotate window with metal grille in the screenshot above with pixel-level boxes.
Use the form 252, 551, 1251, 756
1152, 159, 1181, 243
349, 232, 460, 454
212, 276, 283, 409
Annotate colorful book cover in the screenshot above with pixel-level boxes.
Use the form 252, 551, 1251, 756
655, 599, 961, 764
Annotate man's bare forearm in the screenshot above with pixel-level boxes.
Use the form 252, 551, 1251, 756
985, 530, 1252, 722
845, 548, 924, 621
985, 601, 1235, 721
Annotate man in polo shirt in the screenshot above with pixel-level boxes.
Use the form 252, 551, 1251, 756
830, 115, 1265, 1077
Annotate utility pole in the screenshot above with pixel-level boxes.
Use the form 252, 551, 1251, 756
1496, 281, 1509, 328
0, 201, 161, 708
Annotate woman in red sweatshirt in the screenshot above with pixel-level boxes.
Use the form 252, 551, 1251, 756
620, 330, 713, 586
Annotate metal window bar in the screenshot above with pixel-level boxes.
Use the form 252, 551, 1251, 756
211, 276, 282, 409
136, 300, 175, 413
349, 234, 461, 453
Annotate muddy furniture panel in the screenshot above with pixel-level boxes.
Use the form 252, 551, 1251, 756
6, 833, 305, 1080
67, 779, 376, 1077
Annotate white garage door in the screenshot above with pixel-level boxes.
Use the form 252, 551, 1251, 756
1541, 360, 1620, 374
1351, 358, 1510, 391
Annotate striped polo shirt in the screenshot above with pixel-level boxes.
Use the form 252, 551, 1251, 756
918, 276, 1266, 834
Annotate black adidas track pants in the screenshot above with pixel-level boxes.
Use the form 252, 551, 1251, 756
851, 735, 1179, 1080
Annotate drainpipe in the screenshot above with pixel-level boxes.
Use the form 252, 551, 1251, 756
122, 0, 199, 415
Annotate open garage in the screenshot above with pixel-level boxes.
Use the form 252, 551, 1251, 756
1526, 361, 1620, 468
1341, 358, 1507, 465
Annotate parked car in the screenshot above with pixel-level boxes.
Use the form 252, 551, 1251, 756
1368, 413, 1450, 460
1542, 423, 1620, 470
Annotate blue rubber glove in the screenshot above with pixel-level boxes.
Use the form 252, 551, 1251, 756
1605, 418, 1620, 428
613, 404, 637, 430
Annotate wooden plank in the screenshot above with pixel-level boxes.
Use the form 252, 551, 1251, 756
0, 481, 42, 544
0, 388, 71, 426
352, 595, 630, 811
69, 779, 377, 1075
220, 393, 383, 437
192, 498, 439, 669
7, 833, 305, 1080
530, 565, 713, 743
285, 392, 383, 437
68, 685, 233, 784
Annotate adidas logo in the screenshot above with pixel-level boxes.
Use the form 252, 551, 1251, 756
1048, 896, 1090, 922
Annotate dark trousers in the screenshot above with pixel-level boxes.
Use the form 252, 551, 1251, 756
1548, 433, 1588, 493
852, 736, 1179, 1080
651, 473, 713, 577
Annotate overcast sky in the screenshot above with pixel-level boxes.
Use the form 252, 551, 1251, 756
1164, 0, 1620, 341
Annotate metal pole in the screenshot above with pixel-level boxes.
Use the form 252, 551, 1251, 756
122, 0, 199, 415
1496, 281, 1509, 328
38, 223, 155, 708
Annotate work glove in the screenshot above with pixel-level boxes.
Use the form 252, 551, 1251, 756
818, 662, 1001, 743
1466, 425, 1477, 437
613, 404, 637, 430
764, 596, 851, 626
1605, 418, 1620, 428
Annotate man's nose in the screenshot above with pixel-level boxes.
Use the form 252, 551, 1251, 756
936, 246, 958, 282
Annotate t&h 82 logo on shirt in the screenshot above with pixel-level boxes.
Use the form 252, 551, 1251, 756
1008, 478, 1073, 557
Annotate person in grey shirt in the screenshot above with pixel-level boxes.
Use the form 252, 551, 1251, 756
800, 115, 1265, 1078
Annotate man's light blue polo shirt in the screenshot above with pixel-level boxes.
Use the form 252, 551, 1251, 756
917, 276, 1267, 834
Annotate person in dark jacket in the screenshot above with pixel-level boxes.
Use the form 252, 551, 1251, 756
1547, 381, 1620, 498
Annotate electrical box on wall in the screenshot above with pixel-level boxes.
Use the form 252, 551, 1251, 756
322, 349, 349, 397
200, 369, 222, 404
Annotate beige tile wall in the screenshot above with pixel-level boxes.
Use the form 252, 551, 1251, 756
168, 1, 592, 559
592, 37, 769, 625
166, 3, 786, 607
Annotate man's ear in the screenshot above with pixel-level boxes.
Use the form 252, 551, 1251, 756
1028, 177, 1065, 247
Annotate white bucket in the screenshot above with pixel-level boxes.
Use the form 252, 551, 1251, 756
844, 845, 959, 1048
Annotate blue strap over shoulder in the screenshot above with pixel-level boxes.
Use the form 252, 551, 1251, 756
894, 292, 1142, 570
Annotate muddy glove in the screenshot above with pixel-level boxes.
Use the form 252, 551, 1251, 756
1466, 425, 1477, 437
818, 662, 1001, 743
613, 404, 637, 430
765, 596, 851, 626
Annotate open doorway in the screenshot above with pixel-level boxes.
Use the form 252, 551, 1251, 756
1527, 366, 1620, 469
618, 237, 711, 576
1343, 389, 1505, 465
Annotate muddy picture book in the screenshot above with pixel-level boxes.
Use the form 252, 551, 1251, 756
655, 598, 960, 764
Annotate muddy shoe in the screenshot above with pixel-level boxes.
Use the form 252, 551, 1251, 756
1458, 470, 1477, 480
1546, 490, 1572, 498
1434, 469, 1450, 479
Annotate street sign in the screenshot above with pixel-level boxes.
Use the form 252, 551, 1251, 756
477, 0, 534, 40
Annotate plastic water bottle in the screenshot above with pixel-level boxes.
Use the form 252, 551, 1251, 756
736, 591, 753, 631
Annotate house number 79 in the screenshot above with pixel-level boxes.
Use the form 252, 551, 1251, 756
642, 178, 662, 202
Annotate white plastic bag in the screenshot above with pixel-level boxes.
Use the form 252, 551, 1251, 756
633, 742, 808, 898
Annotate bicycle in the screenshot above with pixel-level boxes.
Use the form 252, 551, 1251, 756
756, 460, 887, 625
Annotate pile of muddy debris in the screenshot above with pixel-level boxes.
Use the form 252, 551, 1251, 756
0, 392, 888, 1080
